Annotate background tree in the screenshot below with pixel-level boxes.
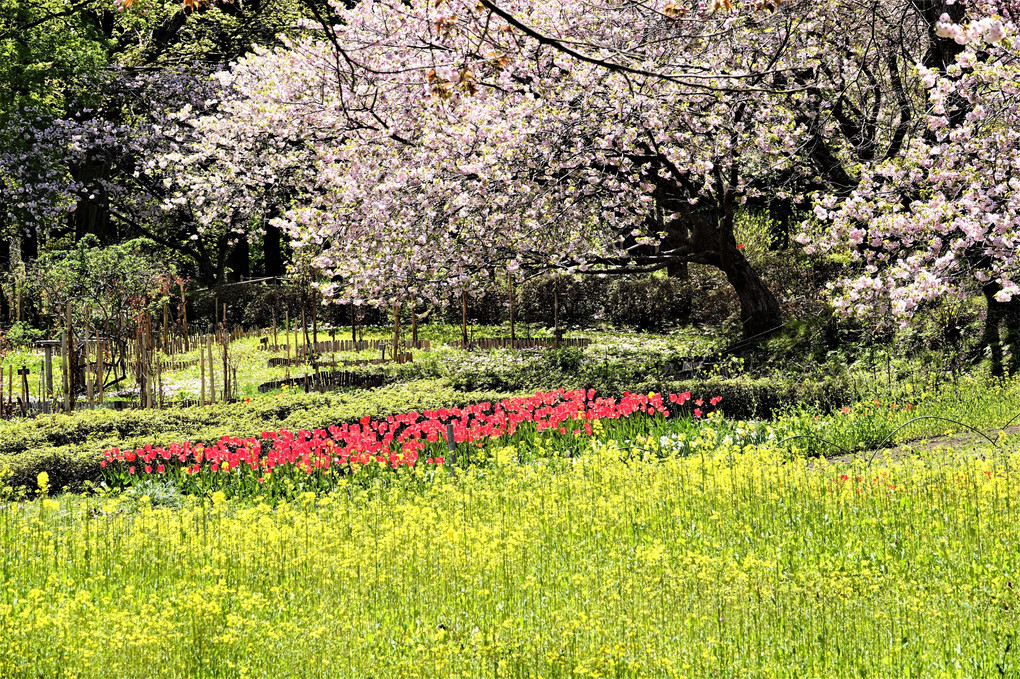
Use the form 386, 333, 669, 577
805, 13, 1020, 372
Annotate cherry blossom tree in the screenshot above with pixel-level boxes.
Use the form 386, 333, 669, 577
804, 7, 1020, 369
175, 0, 980, 337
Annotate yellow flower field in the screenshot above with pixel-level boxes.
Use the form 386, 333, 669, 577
1, 439, 1018, 678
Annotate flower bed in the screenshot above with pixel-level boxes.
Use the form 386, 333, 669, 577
101, 388, 719, 497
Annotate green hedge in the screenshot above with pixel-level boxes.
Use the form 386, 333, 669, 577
0, 381, 523, 492
0, 375, 854, 493
629, 376, 855, 420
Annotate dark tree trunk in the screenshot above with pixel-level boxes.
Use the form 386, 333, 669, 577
226, 240, 250, 283
264, 222, 284, 277
719, 246, 782, 338
983, 283, 1006, 377
982, 282, 1020, 377
70, 158, 116, 244
666, 259, 688, 279
655, 196, 782, 339
22, 228, 38, 260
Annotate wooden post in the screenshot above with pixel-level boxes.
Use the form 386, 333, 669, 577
18, 366, 29, 416
61, 316, 70, 414
157, 348, 163, 409
285, 310, 291, 381
272, 312, 278, 351
86, 339, 94, 407
43, 345, 53, 401
461, 291, 468, 346
222, 330, 229, 402
180, 281, 190, 352
66, 302, 75, 412
97, 339, 104, 404
138, 322, 147, 409
163, 303, 170, 350
553, 276, 562, 343
508, 270, 515, 343
393, 302, 400, 358
411, 298, 418, 344
301, 306, 308, 358
207, 334, 216, 404
312, 291, 318, 347
199, 336, 206, 406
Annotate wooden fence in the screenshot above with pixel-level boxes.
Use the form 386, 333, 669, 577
257, 370, 386, 393
267, 352, 415, 368
446, 338, 590, 350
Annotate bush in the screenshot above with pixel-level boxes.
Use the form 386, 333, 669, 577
625, 375, 855, 420
5, 321, 44, 347
518, 276, 611, 328
604, 277, 690, 330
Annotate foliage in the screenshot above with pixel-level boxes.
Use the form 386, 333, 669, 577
4, 440, 1020, 676
2, 321, 41, 347
26, 236, 180, 330
0, 0, 110, 121
604, 276, 690, 330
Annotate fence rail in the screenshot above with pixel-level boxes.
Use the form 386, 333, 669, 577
260, 339, 432, 354
257, 370, 386, 393
446, 338, 590, 350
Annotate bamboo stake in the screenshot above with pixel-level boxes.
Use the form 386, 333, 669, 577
199, 336, 206, 406
508, 270, 515, 343
181, 281, 189, 351
207, 335, 216, 404
461, 291, 468, 346
393, 302, 401, 358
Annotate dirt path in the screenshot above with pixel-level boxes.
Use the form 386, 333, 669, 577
819, 424, 1020, 465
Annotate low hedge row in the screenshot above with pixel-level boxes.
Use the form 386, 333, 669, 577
0, 375, 854, 493
629, 376, 855, 420
0, 381, 523, 493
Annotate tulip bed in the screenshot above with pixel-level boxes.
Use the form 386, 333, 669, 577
99, 388, 726, 499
